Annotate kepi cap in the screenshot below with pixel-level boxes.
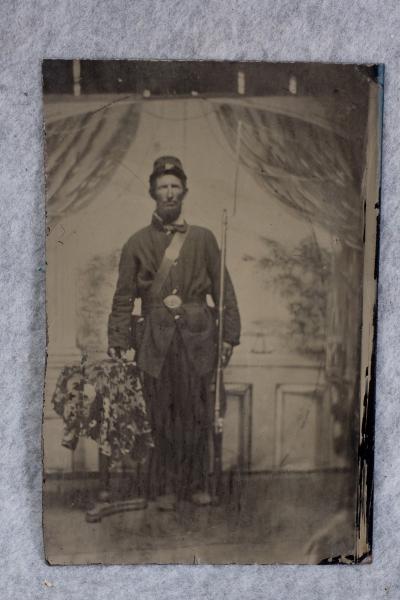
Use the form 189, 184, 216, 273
151, 156, 186, 180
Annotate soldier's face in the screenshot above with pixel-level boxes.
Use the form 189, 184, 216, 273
153, 174, 186, 223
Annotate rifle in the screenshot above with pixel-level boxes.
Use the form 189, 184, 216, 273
211, 209, 228, 504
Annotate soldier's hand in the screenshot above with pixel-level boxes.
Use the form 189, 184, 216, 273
108, 347, 127, 360
221, 342, 233, 367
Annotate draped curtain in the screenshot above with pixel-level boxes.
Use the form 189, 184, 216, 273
215, 100, 363, 248
45, 102, 141, 223
214, 98, 366, 457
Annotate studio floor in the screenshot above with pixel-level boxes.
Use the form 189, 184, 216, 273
43, 471, 356, 565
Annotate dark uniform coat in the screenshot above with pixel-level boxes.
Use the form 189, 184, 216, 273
108, 213, 241, 499
108, 214, 241, 377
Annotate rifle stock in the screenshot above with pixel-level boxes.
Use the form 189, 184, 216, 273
211, 210, 228, 504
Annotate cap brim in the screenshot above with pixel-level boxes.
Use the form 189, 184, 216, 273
152, 166, 186, 179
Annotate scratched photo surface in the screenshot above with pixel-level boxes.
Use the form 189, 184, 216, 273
42, 61, 380, 565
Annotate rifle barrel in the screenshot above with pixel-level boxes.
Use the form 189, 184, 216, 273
215, 210, 228, 432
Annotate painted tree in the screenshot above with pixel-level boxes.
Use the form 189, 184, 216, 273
245, 235, 331, 357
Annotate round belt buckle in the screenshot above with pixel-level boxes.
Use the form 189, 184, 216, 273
163, 294, 182, 309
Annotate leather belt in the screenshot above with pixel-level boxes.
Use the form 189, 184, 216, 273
142, 296, 207, 314
162, 294, 182, 309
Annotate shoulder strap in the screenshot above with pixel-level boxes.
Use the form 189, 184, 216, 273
149, 227, 190, 299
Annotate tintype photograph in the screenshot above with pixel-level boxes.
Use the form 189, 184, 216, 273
42, 60, 381, 565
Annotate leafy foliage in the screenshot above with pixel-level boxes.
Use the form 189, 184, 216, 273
250, 236, 331, 357
76, 251, 120, 351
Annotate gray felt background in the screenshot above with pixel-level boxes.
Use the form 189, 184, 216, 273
0, 1, 398, 597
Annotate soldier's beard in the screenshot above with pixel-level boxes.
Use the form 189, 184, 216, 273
156, 199, 183, 224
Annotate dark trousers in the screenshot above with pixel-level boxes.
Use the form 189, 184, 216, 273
143, 333, 214, 500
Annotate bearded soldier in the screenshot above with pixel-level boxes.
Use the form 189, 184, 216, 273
108, 156, 241, 510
